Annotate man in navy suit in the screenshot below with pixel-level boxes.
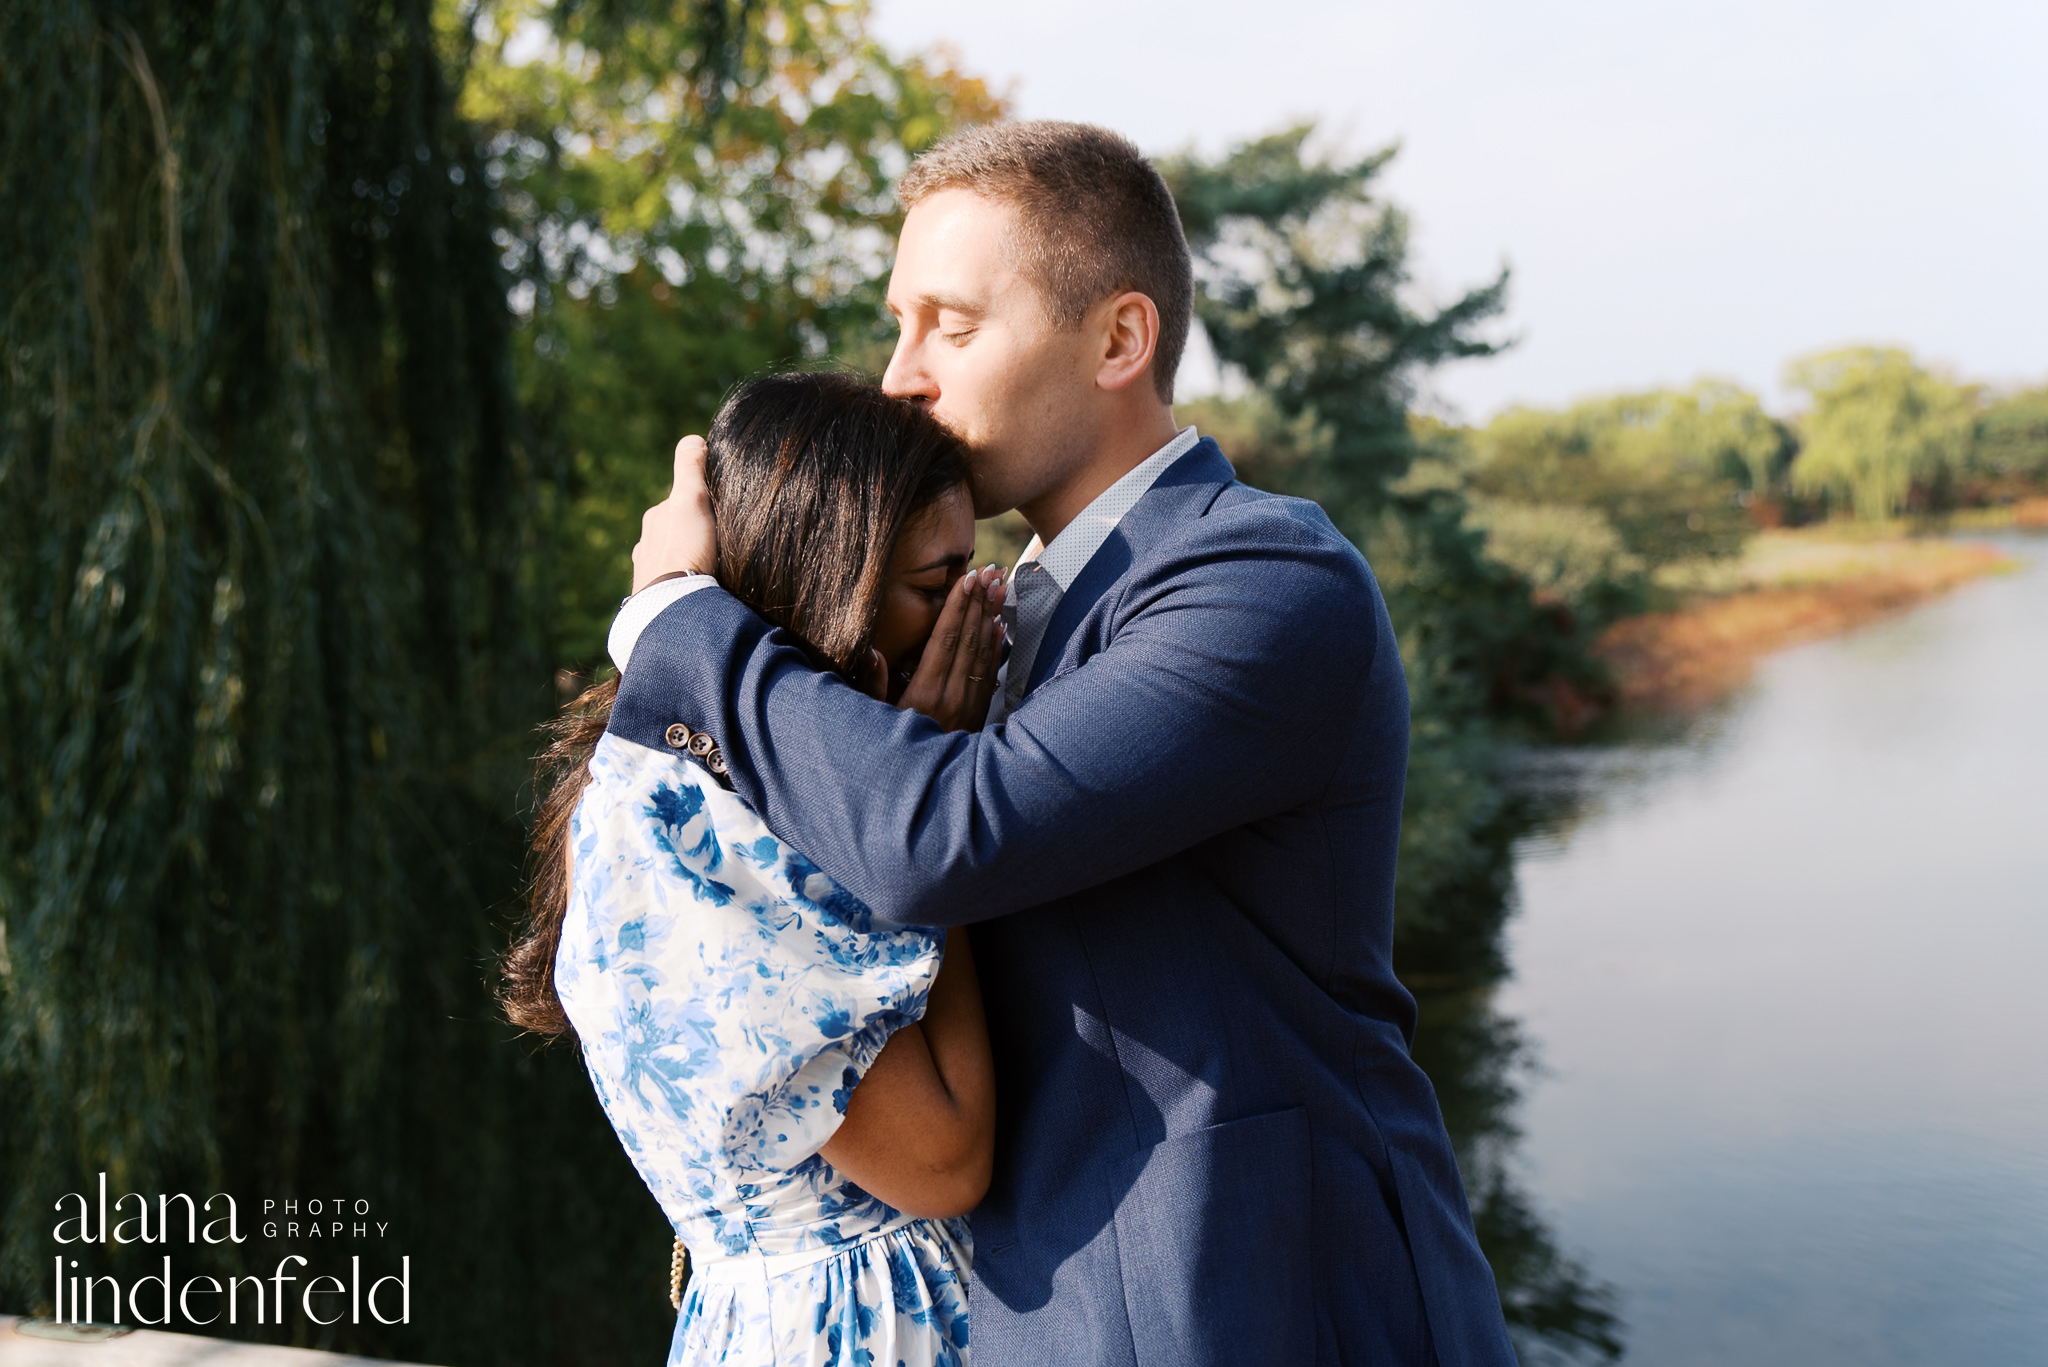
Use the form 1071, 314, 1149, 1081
608, 121, 1516, 1365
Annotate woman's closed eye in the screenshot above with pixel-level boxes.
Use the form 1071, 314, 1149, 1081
867, 484, 978, 700
900, 554, 969, 599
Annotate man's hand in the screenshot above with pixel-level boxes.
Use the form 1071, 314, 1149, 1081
631, 436, 719, 593
899, 567, 1006, 731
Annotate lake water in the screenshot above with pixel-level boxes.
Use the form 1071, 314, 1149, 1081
1499, 533, 2048, 1365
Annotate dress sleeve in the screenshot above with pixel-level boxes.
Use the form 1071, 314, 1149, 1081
553, 732, 944, 1175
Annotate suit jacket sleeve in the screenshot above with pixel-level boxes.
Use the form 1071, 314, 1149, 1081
608, 501, 1394, 927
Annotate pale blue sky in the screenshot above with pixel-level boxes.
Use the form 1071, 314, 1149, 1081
870, 0, 2048, 420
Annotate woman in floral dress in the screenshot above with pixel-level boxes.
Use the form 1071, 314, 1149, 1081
501, 373, 1006, 1367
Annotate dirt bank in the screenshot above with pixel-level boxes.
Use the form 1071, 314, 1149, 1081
1597, 533, 2018, 709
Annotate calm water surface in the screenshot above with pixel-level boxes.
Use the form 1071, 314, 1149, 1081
1500, 533, 2048, 1365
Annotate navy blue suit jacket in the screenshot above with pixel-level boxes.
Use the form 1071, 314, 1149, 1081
610, 440, 1516, 1366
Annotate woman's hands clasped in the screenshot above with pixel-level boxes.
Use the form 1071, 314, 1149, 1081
897, 567, 1006, 732
634, 431, 1005, 732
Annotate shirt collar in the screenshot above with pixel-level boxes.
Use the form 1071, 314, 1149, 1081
1017, 426, 1201, 591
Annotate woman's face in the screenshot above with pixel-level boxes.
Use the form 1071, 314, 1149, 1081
869, 483, 977, 702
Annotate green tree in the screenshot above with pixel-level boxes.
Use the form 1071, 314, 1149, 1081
1970, 384, 2048, 489
1467, 384, 1756, 583
1668, 379, 1792, 498
1166, 129, 1507, 520
463, 0, 1004, 663
1786, 346, 1975, 520
0, 2, 931, 1361
1459, 497, 1642, 610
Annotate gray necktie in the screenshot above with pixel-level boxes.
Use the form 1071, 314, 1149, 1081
1002, 560, 1063, 710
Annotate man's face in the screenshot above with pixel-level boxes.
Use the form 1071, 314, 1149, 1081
881, 189, 1100, 520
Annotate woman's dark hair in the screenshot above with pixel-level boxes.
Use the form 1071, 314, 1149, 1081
501, 372, 970, 1035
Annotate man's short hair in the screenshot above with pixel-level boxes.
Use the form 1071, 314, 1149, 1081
898, 121, 1193, 403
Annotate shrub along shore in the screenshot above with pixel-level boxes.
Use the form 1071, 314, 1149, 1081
1597, 527, 2023, 709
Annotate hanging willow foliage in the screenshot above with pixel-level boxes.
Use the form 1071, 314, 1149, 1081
0, 2, 681, 1360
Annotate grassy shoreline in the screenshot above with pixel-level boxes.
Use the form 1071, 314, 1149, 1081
1596, 526, 2026, 710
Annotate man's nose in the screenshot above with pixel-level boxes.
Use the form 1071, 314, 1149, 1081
881, 337, 938, 404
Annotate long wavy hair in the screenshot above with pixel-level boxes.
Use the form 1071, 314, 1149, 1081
501, 372, 970, 1035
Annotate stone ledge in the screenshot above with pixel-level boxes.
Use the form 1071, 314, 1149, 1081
0, 1317, 431, 1367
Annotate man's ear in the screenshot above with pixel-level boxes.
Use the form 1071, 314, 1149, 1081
1094, 290, 1161, 394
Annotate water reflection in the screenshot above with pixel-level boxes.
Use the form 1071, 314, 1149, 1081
1410, 984, 1624, 1363
1482, 533, 2048, 1366
1401, 775, 1626, 1363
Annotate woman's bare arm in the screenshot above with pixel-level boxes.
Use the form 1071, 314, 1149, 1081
817, 928, 994, 1218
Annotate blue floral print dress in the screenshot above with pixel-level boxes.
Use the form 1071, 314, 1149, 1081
554, 731, 972, 1367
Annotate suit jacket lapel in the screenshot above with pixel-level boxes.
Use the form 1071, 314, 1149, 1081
1023, 439, 1238, 696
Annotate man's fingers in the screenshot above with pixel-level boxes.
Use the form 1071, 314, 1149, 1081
672, 435, 714, 527
673, 435, 708, 496
630, 434, 718, 592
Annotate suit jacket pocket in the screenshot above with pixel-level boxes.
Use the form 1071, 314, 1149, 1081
1112, 1106, 1313, 1367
